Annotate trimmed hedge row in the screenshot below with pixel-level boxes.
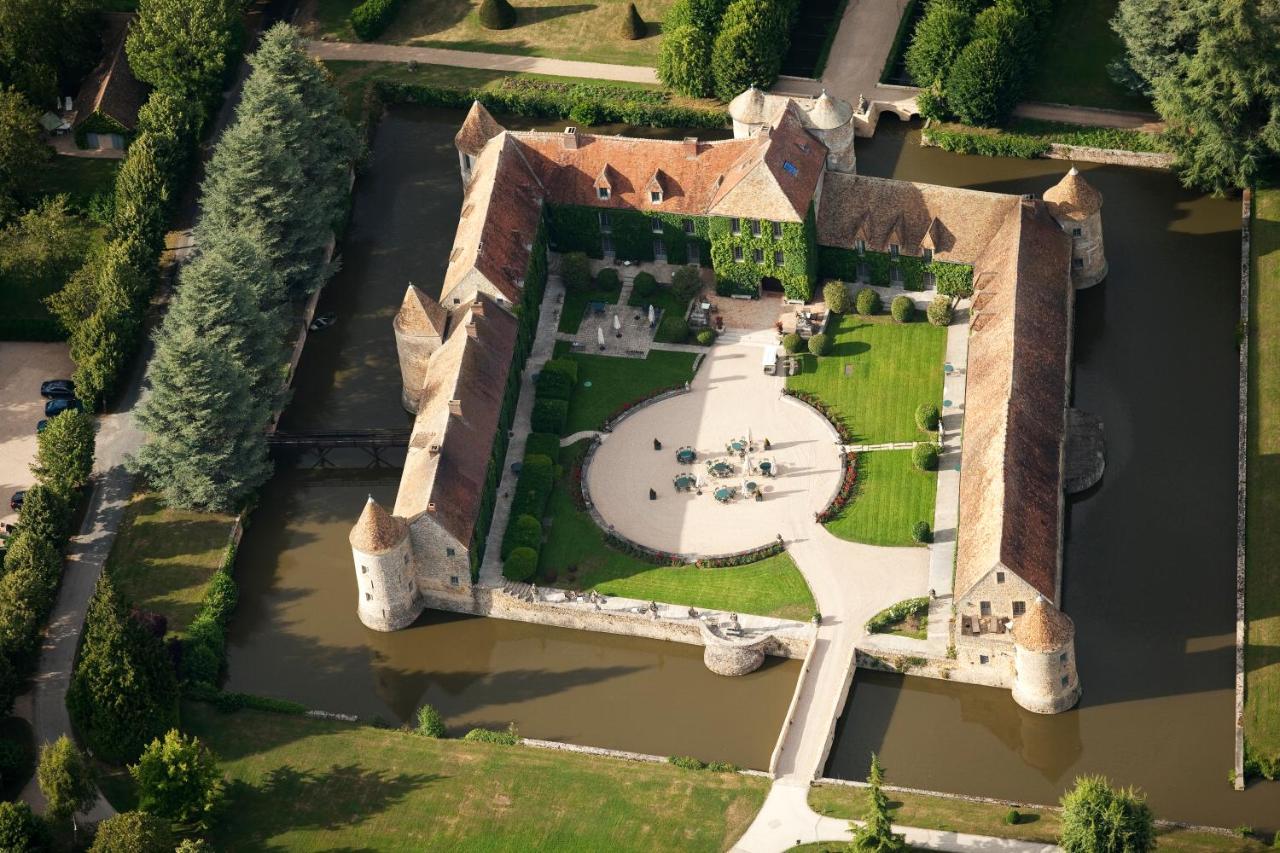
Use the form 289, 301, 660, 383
350, 0, 401, 41
924, 126, 1051, 159
815, 452, 858, 524
179, 539, 240, 687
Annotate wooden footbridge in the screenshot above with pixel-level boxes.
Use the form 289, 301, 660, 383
266, 428, 411, 467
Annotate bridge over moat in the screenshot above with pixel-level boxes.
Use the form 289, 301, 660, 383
267, 428, 410, 467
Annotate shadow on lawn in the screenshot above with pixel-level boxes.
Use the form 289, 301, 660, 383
512, 4, 597, 27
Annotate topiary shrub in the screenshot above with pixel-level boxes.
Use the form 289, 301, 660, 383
915, 402, 940, 432
415, 704, 446, 738
478, 0, 517, 29
524, 432, 561, 463
541, 357, 579, 385
823, 281, 851, 313
695, 329, 716, 346
912, 521, 933, 544
503, 547, 538, 581
781, 332, 803, 354
595, 267, 620, 290
531, 399, 569, 433
926, 296, 953, 327
855, 286, 881, 315
807, 333, 831, 356
619, 2, 646, 39
507, 514, 543, 555
659, 315, 689, 344
1004, 808, 1021, 826
350, 0, 401, 40
672, 265, 702, 301
560, 252, 591, 291
912, 442, 940, 471
891, 295, 914, 323
509, 455, 554, 520
633, 271, 657, 299
535, 369, 572, 401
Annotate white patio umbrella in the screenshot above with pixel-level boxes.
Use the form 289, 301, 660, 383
597, 327, 605, 347
613, 313, 622, 331
648, 304, 655, 325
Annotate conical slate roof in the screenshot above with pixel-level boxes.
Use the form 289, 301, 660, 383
1043, 166, 1102, 218
728, 85, 768, 124
349, 495, 408, 553
455, 100, 505, 157
1011, 595, 1075, 652
807, 90, 852, 130
394, 284, 447, 337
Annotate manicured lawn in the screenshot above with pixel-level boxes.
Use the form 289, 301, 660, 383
1022, 0, 1153, 113
538, 442, 817, 619
554, 342, 698, 435
308, 0, 672, 67
559, 280, 622, 334
176, 702, 768, 851
809, 785, 1270, 852
786, 313, 946, 445
825, 451, 935, 548
1245, 187, 1280, 773
105, 492, 237, 633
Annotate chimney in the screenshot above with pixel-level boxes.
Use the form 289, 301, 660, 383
472, 299, 485, 317
562, 127, 579, 149
448, 399, 462, 416
427, 502, 437, 513
466, 320, 479, 339
683, 136, 698, 157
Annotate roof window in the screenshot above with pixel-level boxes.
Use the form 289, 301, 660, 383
782, 161, 799, 177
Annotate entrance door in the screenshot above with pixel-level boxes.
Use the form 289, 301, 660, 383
761, 276, 784, 293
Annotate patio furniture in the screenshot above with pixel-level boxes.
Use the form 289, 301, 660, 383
673, 474, 696, 491
707, 460, 733, 478
676, 447, 697, 464
714, 486, 734, 503
745, 481, 759, 493
759, 460, 772, 476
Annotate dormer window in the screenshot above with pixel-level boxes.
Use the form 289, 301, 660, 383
650, 190, 661, 203
890, 243, 900, 258
597, 186, 610, 200
646, 169, 666, 205
594, 164, 614, 200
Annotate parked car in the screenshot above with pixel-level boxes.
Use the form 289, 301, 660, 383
36, 419, 48, 434
44, 397, 83, 418
9, 491, 25, 512
309, 313, 337, 332
40, 379, 76, 398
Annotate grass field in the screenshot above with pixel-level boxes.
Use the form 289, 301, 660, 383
786, 313, 946, 445
554, 343, 698, 434
308, 0, 672, 66
28, 157, 120, 208
538, 441, 817, 619
810, 784, 1270, 852
1023, 0, 1153, 113
105, 492, 237, 633
825, 451, 935, 547
173, 702, 768, 851
1245, 187, 1280, 775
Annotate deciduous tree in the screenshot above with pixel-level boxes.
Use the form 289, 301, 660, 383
36, 735, 96, 831
0, 87, 49, 207
1059, 775, 1155, 853
127, 0, 240, 106
944, 37, 1020, 127
131, 730, 224, 828
657, 24, 715, 96
88, 811, 174, 853
32, 407, 94, 497
711, 0, 788, 102
904, 0, 974, 87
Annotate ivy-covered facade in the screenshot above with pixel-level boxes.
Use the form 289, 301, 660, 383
817, 245, 973, 293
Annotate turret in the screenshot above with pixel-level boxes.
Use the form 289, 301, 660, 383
728, 85, 769, 139
1044, 166, 1107, 289
394, 284, 447, 413
455, 100, 504, 185
1010, 595, 1081, 714
349, 495, 421, 631
805, 90, 856, 173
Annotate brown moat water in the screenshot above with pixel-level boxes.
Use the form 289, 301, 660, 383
225, 107, 794, 770
826, 119, 1280, 831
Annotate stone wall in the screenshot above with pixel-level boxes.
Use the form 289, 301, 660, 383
854, 645, 1012, 690
1044, 143, 1174, 170
1233, 189, 1252, 790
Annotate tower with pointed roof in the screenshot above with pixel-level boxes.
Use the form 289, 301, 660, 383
1010, 595, 1081, 713
455, 100, 505, 185
349, 495, 422, 631
728, 87, 856, 174
395, 284, 448, 413
1044, 166, 1107, 289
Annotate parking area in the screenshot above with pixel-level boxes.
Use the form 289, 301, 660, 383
0, 342, 76, 525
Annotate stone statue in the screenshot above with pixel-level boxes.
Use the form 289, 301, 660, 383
688, 606, 699, 619
649, 488, 657, 501
653, 438, 662, 450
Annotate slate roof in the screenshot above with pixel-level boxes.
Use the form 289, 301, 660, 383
73, 13, 147, 131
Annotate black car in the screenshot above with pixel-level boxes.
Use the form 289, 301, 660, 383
9, 491, 24, 512
44, 397, 84, 418
309, 313, 337, 332
36, 419, 48, 434
40, 379, 76, 399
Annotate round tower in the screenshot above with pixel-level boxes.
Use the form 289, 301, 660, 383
1010, 595, 1081, 714
1044, 166, 1107, 289
394, 284, 446, 413
805, 90, 856, 174
349, 495, 420, 632
728, 85, 769, 139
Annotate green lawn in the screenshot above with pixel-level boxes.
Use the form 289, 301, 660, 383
786, 313, 946, 445
809, 785, 1270, 852
1023, 0, 1153, 113
169, 702, 768, 851
560, 280, 623, 334
1245, 187, 1280, 774
538, 442, 817, 619
554, 343, 698, 435
307, 0, 672, 66
28, 157, 120, 209
105, 492, 237, 633
824, 451, 935, 547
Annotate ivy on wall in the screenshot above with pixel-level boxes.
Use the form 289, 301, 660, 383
817, 246, 970, 294
706, 203, 816, 300
546, 203, 713, 266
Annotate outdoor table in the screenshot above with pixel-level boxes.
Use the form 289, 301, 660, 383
728, 440, 746, 453
759, 461, 772, 474
708, 461, 733, 477
674, 475, 695, 491
746, 481, 758, 493
676, 448, 697, 464
714, 487, 734, 502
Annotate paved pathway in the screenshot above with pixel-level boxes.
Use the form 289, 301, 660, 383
1012, 102, 1163, 133
560, 430, 602, 446
307, 40, 659, 85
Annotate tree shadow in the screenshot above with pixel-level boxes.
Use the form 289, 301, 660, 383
511, 4, 598, 28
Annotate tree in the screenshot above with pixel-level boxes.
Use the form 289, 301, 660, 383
37, 735, 96, 831
1108, 0, 1209, 95
127, 0, 240, 106
111, 134, 172, 257
0, 197, 88, 298
823, 281, 851, 313
0, 800, 50, 852
560, 251, 592, 291
711, 0, 789, 101
849, 753, 906, 852
478, 0, 517, 29
67, 575, 180, 765
0, 87, 49, 205
1059, 775, 1155, 853
136, 89, 202, 172
416, 704, 447, 738
971, 5, 1035, 70
904, 0, 973, 87
664, 0, 730, 31
16, 484, 69, 547
620, 2, 646, 38
68, 243, 148, 410
131, 730, 224, 828
807, 332, 831, 356
1150, 0, 1280, 194
672, 265, 702, 301
504, 546, 538, 581
926, 295, 953, 326
945, 37, 1020, 127
658, 25, 715, 97
31, 407, 94, 496
0, 0, 99, 105
89, 811, 174, 853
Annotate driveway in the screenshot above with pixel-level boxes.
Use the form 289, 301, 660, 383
0, 342, 75, 525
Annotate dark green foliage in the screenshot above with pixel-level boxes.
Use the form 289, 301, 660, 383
31, 407, 94, 497
524, 432, 562, 462
945, 37, 1020, 127
536, 368, 573, 401
595, 267, 620, 290
36, 735, 96, 828
0, 801, 49, 852
849, 754, 906, 851
1059, 775, 1155, 853
478, 0, 517, 29
807, 333, 831, 356
89, 811, 174, 853
712, 0, 789, 101
865, 597, 929, 633
67, 574, 180, 765
620, 2, 646, 39
0, 0, 99, 106
657, 24, 715, 97
695, 329, 716, 345
415, 704, 446, 738
914, 402, 939, 431
912, 521, 933, 543
505, 514, 544, 556
672, 265, 702, 301
632, 271, 658, 299
503, 546, 538, 581
111, 134, 170, 261
823, 280, 851, 313
890, 294, 914, 323
542, 357, 580, 385
971, 4, 1034, 68
16, 485, 70, 549
1, 195, 88, 341
926, 296, 953, 326
131, 730, 224, 828
351, 0, 402, 40
0, 89, 49, 205
127, 0, 240, 108
531, 399, 569, 434
781, 332, 802, 354
660, 315, 690, 343
855, 286, 881, 315
1109, 0, 1211, 97
508, 454, 555, 523
67, 242, 149, 410
462, 723, 521, 745
931, 260, 973, 298
0, 528, 63, 713
561, 251, 592, 291
905, 0, 973, 86
1004, 808, 1021, 825
911, 442, 940, 471
179, 567, 238, 686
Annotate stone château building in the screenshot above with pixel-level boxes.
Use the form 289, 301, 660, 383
350, 91, 1104, 714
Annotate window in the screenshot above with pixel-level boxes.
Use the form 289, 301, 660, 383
450, 576, 460, 586
682, 218, 694, 235
922, 248, 933, 263
1072, 227, 1082, 237
651, 219, 663, 234
1061, 675, 1070, 687
890, 266, 903, 283
753, 248, 763, 264
979, 601, 992, 616
597, 186, 610, 199
599, 211, 612, 230
688, 244, 700, 265
924, 272, 936, 288
1060, 653, 1069, 664
1073, 257, 1084, 269
654, 240, 666, 260
857, 263, 868, 282
733, 246, 743, 262
602, 235, 614, 254
774, 250, 784, 266
996, 571, 1005, 584
782, 160, 799, 177
855, 239, 866, 255
979, 655, 990, 664
890, 243, 900, 258
772, 221, 783, 239
750, 220, 761, 237
650, 190, 662, 203
361, 565, 368, 574
1012, 601, 1026, 617
446, 547, 455, 557
730, 218, 741, 235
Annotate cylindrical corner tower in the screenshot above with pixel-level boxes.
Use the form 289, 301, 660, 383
394, 285, 445, 413
1044, 166, 1107, 289
806, 90, 857, 174
349, 495, 420, 631
728, 86, 768, 139
1010, 596, 1081, 714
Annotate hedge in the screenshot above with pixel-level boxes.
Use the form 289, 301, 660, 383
350, 0, 401, 40
531, 398, 569, 433
463, 724, 521, 745
503, 546, 538, 581
536, 368, 573, 401
807, 333, 831, 356
855, 286, 881, 315
179, 538, 239, 687
632, 271, 657, 299
865, 596, 929, 633
524, 432, 562, 462
541, 357, 579, 385
912, 442, 940, 471
891, 294, 914, 323
924, 126, 1051, 158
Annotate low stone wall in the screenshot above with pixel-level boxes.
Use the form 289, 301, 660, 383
522, 738, 771, 776
769, 621, 820, 776
854, 645, 1011, 690
1043, 143, 1173, 170
1234, 189, 1252, 790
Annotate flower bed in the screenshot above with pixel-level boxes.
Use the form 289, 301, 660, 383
865, 596, 930, 634
815, 451, 858, 524
782, 388, 853, 443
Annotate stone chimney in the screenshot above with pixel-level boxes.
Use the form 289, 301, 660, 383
448, 399, 462, 416
683, 136, 698, 157
562, 127, 579, 149
472, 299, 485, 317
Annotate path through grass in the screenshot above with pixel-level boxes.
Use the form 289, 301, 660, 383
824, 450, 935, 547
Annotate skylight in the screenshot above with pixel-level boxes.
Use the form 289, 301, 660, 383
782, 161, 799, 177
